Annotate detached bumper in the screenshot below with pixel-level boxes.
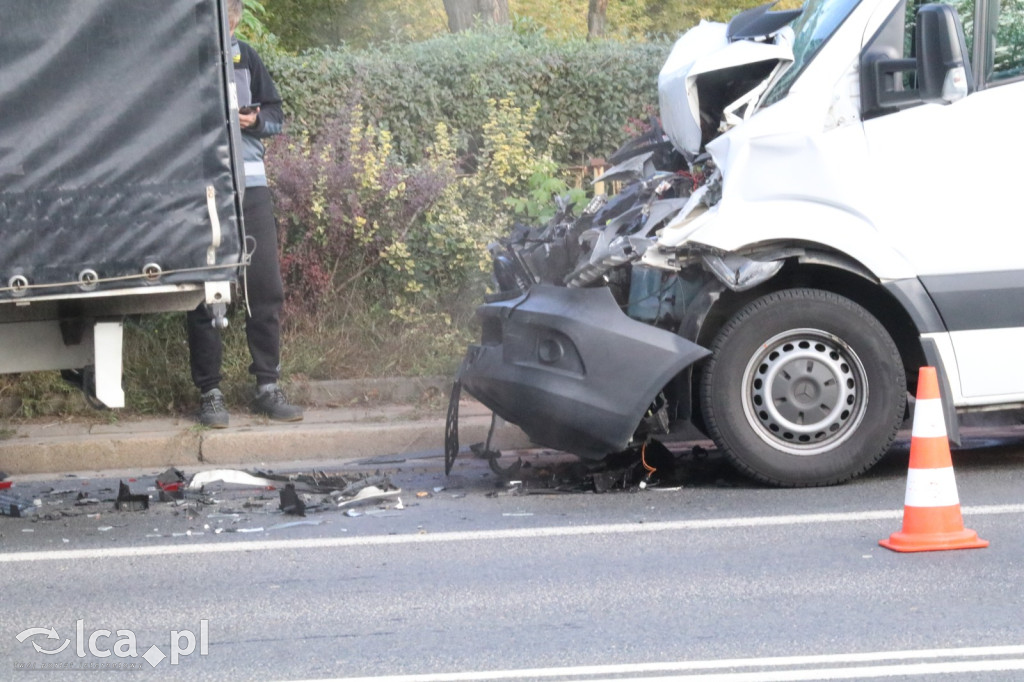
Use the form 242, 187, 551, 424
459, 285, 709, 459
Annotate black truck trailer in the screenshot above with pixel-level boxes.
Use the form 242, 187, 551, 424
0, 0, 246, 407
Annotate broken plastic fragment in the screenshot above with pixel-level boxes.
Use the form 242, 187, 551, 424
278, 483, 306, 517
253, 469, 350, 493
156, 467, 186, 500
0, 492, 37, 517
336, 485, 402, 508
267, 519, 325, 531
115, 481, 149, 511
188, 469, 279, 491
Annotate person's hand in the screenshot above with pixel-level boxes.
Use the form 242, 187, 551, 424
238, 107, 260, 128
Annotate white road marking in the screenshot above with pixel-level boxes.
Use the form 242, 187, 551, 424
1, 503, 1022, 564
278, 645, 1024, 681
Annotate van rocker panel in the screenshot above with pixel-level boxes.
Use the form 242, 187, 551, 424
459, 285, 710, 459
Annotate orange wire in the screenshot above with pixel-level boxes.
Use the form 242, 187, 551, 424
641, 442, 657, 476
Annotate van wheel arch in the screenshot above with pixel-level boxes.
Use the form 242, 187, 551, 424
689, 260, 925, 399
697, 287, 907, 486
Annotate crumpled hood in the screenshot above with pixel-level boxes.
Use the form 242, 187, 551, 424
659, 18, 794, 158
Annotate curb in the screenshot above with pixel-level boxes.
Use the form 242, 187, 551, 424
0, 378, 532, 476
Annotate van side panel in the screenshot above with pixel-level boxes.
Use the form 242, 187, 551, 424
863, 79, 1024, 399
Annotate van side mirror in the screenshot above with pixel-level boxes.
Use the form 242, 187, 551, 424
915, 3, 971, 103
861, 3, 971, 118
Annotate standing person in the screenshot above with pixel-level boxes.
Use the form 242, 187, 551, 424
187, 0, 302, 427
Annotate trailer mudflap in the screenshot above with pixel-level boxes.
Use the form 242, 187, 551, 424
458, 285, 709, 459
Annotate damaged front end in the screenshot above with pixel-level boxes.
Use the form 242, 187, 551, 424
448, 4, 800, 468
457, 285, 709, 460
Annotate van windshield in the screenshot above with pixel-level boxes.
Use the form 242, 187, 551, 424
761, 0, 863, 106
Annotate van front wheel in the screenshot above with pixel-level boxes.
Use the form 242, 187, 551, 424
699, 288, 906, 487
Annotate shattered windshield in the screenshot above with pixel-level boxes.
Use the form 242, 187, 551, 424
761, 0, 862, 105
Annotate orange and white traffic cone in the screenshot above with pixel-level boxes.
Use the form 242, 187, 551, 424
879, 366, 988, 553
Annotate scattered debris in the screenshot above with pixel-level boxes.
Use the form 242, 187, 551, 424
0, 491, 37, 517
2, 442, 725, 544
267, 519, 325, 531
472, 440, 731, 494
156, 468, 186, 501
254, 469, 351, 493
470, 440, 524, 480
278, 483, 306, 516
115, 481, 149, 512
188, 469, 280, 491
335, 485, 401, 508
335, 474, 389, 498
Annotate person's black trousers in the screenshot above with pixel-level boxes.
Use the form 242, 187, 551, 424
187, 185, 284, 393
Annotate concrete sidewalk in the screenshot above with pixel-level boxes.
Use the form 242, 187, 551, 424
0, 377, 531, 476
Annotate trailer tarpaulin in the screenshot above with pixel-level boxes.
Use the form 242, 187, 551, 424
0, 0, 243, 300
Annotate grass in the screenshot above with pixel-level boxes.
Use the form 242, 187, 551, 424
0, 290, 480, 422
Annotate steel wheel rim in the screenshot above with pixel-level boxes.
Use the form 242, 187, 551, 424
741, 328, 868, 456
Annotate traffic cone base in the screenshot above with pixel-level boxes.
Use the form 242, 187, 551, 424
880, 525, 989, 553
879, 366, 988, 553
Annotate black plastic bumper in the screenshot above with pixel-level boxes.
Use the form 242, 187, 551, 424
458, 284, 709, 459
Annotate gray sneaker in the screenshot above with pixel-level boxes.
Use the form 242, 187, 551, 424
198, 388, 229, 428
252, 383, 303, 422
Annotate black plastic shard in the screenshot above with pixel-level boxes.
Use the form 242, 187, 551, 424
115, 481, 149, 512
156, 467, 187, 501
279, 483, 306, 516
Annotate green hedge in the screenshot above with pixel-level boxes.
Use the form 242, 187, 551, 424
265, 26, 671, 167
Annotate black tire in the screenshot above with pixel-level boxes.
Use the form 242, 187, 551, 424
700, 288, 906, 487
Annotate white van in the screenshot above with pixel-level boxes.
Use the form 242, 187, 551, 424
454, 0, 1021, 486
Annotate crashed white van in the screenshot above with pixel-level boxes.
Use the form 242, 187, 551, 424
453, 0, 1021, 487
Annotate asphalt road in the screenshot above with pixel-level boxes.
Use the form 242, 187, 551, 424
2, 427, 1024, 681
